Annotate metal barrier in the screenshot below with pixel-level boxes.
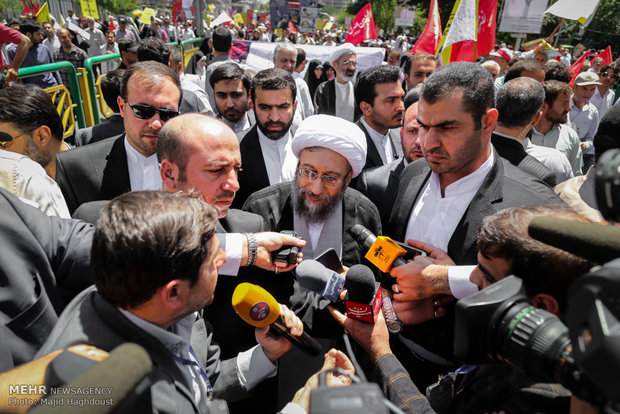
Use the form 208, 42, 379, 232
180, 38, 202, 69
95, 73, 114, 119
83, 53, 121, 125
46, 84, 76, 139
17, 61, 86, 129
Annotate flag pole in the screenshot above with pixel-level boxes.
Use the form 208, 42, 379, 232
546, 18, 565, 43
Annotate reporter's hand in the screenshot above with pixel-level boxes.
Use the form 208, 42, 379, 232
256, 304, 303, 362
389, 291, 453, 325
291, 349, 354, 412
328, 304, 391, 362
406, 239, 455, 266
254, 232, 306, 272
390, 256, 452, 300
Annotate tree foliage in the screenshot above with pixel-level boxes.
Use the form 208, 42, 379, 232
345, 0, 397, 32
96, 0, 138, 16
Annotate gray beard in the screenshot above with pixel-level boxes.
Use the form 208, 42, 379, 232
293, 180, 345, 224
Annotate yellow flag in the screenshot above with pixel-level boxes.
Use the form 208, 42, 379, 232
208, 4, 215, 12
79, 0, 99, 19
36, 2, 50, 23
140, 7, 158, 25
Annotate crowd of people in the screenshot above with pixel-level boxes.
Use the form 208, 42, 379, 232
0, 8, 619, 414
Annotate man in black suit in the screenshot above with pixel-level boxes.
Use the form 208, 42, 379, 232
55, 61, 182, 214
74, 68, 126, 146
354, 65, 404, 171
492, 77, 557, 186
356, 100, 423, 229
314, 43, 357, 121
36, 190, 305, 412
0, 188, 93, 371
234, 68, 298, 209
382, 62, 563, 387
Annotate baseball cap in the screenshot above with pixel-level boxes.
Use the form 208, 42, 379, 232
574, 72, 602, 86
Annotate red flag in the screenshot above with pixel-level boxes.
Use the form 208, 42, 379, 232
288, 20, 296, 33
446, 0, 498, 62
596, 46, 612, 66
569, 49, 590, 87
411, 0, 442, 54
345, 3, 377, 46
172, 0, 183, 23
109, 16, 116, 31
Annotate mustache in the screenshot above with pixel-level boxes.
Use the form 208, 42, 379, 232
300, 189, 330, 201
215, 191, 235, 200
264, 121, 286, 128
424, 148, 449, 158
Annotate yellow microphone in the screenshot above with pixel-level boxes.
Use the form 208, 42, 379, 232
232, 283, 321, 357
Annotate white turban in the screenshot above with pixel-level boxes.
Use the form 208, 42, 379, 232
292, 115, 367, 178
329, 43, 356, 64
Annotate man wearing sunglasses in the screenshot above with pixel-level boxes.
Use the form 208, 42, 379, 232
55, 61, 182, 214
591, 63, 619, 119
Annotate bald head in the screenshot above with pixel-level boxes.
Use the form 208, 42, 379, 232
158, 114, 241, 217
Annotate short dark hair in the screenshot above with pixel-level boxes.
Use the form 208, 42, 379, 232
120, 61, 182, 106
600, 62, 619, 76
504, 60, 543, 83
544, 60, 571, 83
404, 53, 434, 78
137, 37, 170, 65
594, 105, 620, 162
212, 26, 232, 53
101, 69, 125, 113
541, 80, 572, 107
421, 62, 495, 129
19, 20, 41, 35
296, 47, 306, 68
209, 62, 251, 91
403, 85, 422, 109
0, 84, 63, 141
92, 191, 218, 309
496, 77, 544, 128
354, 65, 401, 108
251, 68, 296, 103
167, 45, 182, 67
477, 205, 593, 313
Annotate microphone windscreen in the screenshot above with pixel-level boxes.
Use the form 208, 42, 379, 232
295, 260, 345, 302
232, 283, 281, 328
528, 216, 620, 264
344, 264, 377, 303
349, 224, 375, 247
32, 343, 152, 414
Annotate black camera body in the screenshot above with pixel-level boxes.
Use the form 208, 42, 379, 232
272, 230, 302, 266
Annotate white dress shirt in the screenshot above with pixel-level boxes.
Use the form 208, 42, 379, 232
124, 137, 161, 191
257, 128, 297, 185
569, 98, 599, 155
360, 117, 395, 164
523, 137, 574, 184
404, 152, 495, 299
590, 87, 616, 119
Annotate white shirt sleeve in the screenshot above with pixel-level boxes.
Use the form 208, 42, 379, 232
236, 345, 278, 390
280, 403, 307, 414
447, 265, 479, 299
216, 233, 243, 276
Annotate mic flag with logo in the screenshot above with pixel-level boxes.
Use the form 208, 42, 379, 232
345, 3, 377, 46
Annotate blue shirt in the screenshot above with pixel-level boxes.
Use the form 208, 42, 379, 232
7, 43, 60, 88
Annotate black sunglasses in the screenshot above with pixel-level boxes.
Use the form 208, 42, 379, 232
125, 101, 179, 122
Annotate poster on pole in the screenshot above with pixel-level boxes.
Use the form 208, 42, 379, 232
498, 0, 549, 34
270, 0, 289, 29
79, 0, 99, 19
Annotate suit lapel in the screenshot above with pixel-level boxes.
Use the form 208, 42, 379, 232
100, 135, 131, 200
389, 129, 402, 160
245, 126, 270, 189
357, 121, 384, 169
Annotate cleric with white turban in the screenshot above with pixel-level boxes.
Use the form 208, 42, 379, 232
292, 114, 367, 178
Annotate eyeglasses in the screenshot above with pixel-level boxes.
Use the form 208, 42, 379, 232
0, 131, 27, 149
298, 167, 348, 188
125, 101, 179, 122
599, 72, 618, 79
340, 60, 357, 67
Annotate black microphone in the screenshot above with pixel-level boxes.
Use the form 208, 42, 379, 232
295, 260, 381, 323
32, 343, 152, 413
528, 216, 620, 264
232, 283, 322, 357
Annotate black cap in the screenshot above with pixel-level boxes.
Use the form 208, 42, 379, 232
118, 38, 139, 53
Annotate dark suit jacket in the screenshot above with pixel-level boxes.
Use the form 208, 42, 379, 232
355, 158, 406, 231
36, 286, 247, 413
491, 132, 556, 187
233, 125, 270, 209
356, 120, 403, 171
313, 79, 336, 116
0, 188, 93, 371
385, 151, 563, 380
55, 135, 130, 214
74, 114, 125, 146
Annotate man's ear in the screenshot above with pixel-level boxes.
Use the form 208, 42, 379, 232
159, 279, 188, 311
531, 293, 560, 316
31, 125, 53, 150
482, 108, 499, 134
541, 101, 549, 115
117, 96, 126, 118
531, 109, 543, 126
360, 101, 370, 115
160, 159, 181, 191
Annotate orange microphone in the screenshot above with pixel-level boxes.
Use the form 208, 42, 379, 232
232, 283, 321, 357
